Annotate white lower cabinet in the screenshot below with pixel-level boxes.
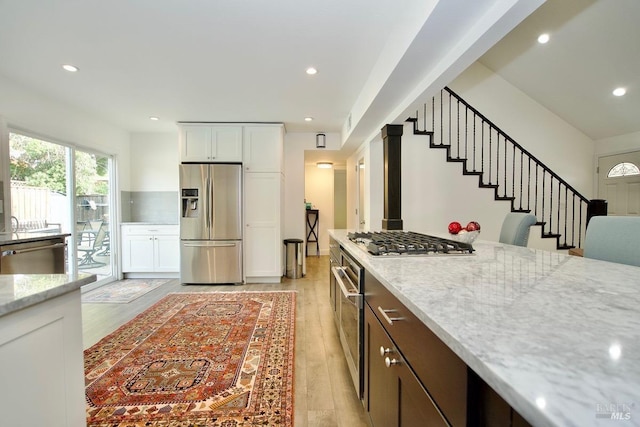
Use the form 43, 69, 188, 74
244, 172, 283, 283
0, 290, 85, 427
121, 225, 179, 276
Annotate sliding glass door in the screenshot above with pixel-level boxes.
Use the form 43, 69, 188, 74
74, 149, 114, 280
9, 131, 116, 282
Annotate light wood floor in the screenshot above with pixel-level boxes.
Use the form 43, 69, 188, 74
82, 255, 369, 427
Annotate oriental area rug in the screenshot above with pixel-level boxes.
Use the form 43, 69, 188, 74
85, 291, 296, 427
82, 279, 171, 303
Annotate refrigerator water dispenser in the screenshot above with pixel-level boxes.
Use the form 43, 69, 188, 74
181, 188, 199, 218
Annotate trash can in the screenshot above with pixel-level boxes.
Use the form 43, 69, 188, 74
283, 238, 303, 279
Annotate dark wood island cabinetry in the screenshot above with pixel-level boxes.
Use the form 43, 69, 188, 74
364, 269, 531, 427
330, 229, 640, 427
365, 303, 449, 426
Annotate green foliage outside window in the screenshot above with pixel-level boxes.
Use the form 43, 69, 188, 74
9, 133, 108, 195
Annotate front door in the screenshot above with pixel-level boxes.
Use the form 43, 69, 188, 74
598, 151, 640, 215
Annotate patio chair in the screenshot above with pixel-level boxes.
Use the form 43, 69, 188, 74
78, 223, 108, 268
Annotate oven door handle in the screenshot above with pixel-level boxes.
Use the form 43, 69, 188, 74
332, 266, 362, 308
1, 242, 66, 256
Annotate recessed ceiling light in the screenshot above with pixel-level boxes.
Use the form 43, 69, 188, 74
62, 64, 79, 72
304, 117, 313, 122
306, 67, 318, 75
149, 116, 159, 121
537, 33, 550, 44
613, 87, 626, 97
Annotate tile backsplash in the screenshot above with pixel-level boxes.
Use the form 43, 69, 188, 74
122, 191, 178, 224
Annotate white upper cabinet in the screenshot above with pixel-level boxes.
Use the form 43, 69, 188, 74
179, 124, 243, 162
243, 125, 284, 172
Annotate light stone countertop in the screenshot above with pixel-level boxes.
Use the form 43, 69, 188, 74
330, 229, 640, 427
0, 232, 70, 246
0, 273, 96, 317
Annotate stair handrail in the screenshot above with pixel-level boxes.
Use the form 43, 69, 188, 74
442, 86, 589, 205
409, 86, 594, 249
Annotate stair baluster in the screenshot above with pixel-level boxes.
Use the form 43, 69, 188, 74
407, 86, 592, 250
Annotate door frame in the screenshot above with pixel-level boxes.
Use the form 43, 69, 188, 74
596, 149, 640, 216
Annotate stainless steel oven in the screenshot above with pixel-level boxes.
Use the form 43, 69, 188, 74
331, 247, 364, 399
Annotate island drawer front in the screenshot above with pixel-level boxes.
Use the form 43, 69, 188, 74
364, 270, 467, 427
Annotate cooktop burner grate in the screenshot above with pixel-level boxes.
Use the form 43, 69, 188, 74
347, 231, 474, 256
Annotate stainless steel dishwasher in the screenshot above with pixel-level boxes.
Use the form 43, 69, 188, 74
0, 236, 67, 274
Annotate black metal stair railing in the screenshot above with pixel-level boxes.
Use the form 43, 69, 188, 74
407, 86, 590, 250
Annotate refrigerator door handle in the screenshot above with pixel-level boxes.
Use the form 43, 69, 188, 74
183, 242, 238, 248
209, 175, 214, 232
205, 177, 211, 229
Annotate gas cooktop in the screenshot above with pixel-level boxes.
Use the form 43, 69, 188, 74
348, 231, 475, 256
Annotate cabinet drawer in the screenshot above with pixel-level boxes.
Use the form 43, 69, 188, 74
365, 270, 467, 427
122, 225, 178, 236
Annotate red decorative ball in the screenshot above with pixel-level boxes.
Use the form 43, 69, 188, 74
448, 221, 463, 234
466, 221, 481, 232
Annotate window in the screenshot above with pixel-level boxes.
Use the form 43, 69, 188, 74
607, 162, 640, 178
9, 131, 115, 282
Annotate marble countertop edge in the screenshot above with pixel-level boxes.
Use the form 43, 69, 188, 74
0, 273, 96, 317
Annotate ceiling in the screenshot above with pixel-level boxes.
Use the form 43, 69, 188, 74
0, 0, 405, 136
0, 0, 637, 168
479, 0, 640, 142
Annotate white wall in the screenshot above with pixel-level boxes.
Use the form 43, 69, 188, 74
283, 131, 341, 245
352, 61, 596, 250
595, 131, 640, 155
402, 124, 519, 240
304, 165, 334, 256
334, 169, 347, 228
0, 74, 131, 191
451, 62, 595, 197
130, 132, 179, 191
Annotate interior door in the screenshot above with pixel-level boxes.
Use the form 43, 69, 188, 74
598, 151, 640, 215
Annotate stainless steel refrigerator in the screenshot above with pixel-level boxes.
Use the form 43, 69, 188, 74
179, 163, 242, 284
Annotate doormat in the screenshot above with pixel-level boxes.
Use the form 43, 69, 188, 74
82, 279, 171, 303
85, 291, 296, 427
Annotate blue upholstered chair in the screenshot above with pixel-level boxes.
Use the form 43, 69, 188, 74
583, 216, 640, 267
499, 212, 537, 247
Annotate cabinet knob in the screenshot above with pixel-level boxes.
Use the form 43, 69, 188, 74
385, 357, 400, 368
379, 346, 393, 357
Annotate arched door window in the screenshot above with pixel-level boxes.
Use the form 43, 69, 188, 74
607, 162, 640, 178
